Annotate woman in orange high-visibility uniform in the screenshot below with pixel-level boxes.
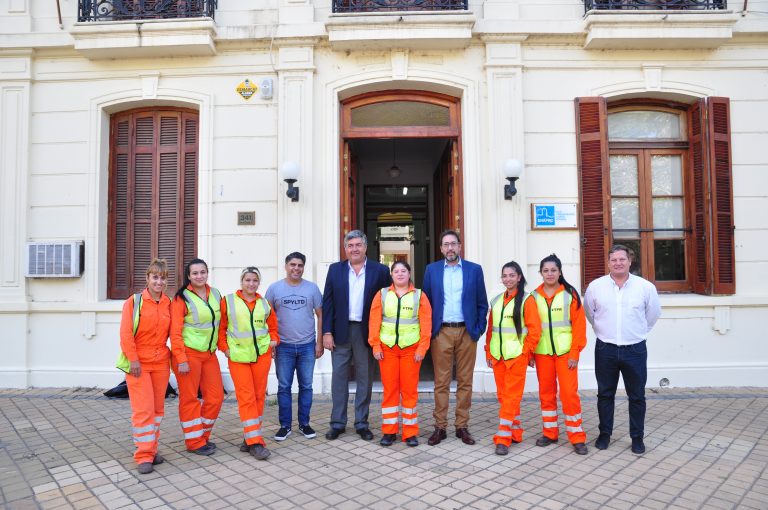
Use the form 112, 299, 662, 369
119, 259, 172, 475
485, 261, 541, 456
530, 253, 588, 455
171, 258, 225, 456
218, 267, 279, 460
369, 261, 432, 447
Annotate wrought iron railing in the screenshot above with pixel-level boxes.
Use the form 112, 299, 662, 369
78, 0, 216, 22
332, 0, 468, 14
585, 0, 726, 10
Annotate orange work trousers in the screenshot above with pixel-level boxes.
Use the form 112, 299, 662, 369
172, 350, 224, 450
378, 343, 422, 440
534, 353, 586, 444
126, 365, 170, 465
228, 350, 272, 446
492, 355, 528, 446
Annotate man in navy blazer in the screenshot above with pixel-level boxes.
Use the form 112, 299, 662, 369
422, 229, 488, 446
321, 230, 392, 441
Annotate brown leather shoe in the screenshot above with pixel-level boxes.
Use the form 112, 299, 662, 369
427, 427, 447, 446
455, 428, 476, 445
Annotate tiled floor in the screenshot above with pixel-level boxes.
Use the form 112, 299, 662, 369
1, 387, 766, 509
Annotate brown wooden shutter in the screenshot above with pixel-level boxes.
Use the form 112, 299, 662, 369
108, 108, 198, 299
575, 97, 610, 292
181, 113, 199, 285
109, 117, 131, 297
688, 99, 712, 294
707, 97, 735, 294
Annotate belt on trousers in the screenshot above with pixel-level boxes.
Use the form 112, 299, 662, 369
349, 320, 362, 324
442, 321, 465, 328
597, 338, 645, 348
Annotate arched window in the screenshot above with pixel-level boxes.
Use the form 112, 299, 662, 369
576, 97, 734, 294
107, 108, 199, 299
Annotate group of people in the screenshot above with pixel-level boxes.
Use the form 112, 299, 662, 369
118, 229, 661, 474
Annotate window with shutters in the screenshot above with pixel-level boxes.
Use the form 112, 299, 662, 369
108, 108, 199, 299
575, 97, 735, 295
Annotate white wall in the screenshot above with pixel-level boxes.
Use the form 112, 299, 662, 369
1, 0, 767, 389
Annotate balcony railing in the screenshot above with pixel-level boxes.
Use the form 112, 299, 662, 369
78, 0, 216, 22
332, 0, 468, 14
584, 0, 726, 11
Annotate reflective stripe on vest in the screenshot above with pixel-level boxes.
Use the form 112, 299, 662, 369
379, 288, 421, 348
488, 293, 527, 361
225, 294, 271, 363
532, 290, 573, 356
182, 288, 222, 353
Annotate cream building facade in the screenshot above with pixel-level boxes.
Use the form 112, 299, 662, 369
1, 0, 767, 392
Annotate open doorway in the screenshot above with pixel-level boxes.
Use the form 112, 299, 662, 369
340, 91, 464, 385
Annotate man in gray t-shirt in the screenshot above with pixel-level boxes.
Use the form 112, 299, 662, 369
265, 252, 322, 441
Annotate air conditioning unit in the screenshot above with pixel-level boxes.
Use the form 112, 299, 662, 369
25, 241, 85, 278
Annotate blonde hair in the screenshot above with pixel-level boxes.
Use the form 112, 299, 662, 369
146, 258, 169, 277
240, 266, 261, 281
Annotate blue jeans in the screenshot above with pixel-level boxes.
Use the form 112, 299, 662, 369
594, 339, 648, 439
275, 342, 316, 429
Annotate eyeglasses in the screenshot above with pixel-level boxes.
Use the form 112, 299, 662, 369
441, 242, 459, 248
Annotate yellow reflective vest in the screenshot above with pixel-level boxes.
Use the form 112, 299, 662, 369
182, 288, 222, 353
488, 292, 527, 361
225, 293, 272, 363
531, 290, 573, 356
379, 288, 422, 348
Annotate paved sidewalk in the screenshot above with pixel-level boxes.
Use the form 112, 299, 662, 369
1, 387, 767, 510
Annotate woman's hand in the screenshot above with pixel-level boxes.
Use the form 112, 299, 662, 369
486, 358, 493, 369
177, 362, 190, 375
223, 349, 230, 359
129, 361, 142, 378
528, 356, 535, 368
270, 341, 278, 358
373, 351, 384, 361
567, 359, 578, 370
414, 353, 424, 363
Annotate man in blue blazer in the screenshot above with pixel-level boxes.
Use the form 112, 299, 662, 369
321, 230, 392, 441
422, 229, 488, 446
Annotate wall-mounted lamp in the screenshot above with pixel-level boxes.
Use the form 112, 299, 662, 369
281, 161, 300, 202
502, 159, 523, 200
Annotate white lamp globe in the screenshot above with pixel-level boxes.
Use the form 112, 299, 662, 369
502, 159, 523, 179
281, 161, 301, 181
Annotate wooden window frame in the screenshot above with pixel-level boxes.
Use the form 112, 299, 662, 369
576, 96, 735, 295
107, 107, 199, 299
608, 147, 690, 292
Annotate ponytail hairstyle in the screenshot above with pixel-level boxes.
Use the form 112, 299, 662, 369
176, 258, 208, 302
539, 253, 582, 309
501, 261, 527, 337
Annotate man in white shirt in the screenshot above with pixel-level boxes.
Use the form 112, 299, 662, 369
584, 245, 661, 455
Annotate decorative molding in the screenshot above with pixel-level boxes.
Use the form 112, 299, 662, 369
713, 306, 730, 335
391, 49, 409, 80
70, 19, 216, 59
584, 12, 739, 50
326, 12, 475, 51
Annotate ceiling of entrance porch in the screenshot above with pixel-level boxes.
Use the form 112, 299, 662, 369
350, 138, 449, 183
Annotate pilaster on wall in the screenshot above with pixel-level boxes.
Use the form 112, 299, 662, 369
279, 0, 314, 25
0, 52, 31, 388
0, 52, 31, 303
0, 0, 32, 33
483, 37, 527, 277
482, 0, 520, 20
276, 43, 316, 279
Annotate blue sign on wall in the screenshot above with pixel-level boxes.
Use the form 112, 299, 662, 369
531, 203, 578, 230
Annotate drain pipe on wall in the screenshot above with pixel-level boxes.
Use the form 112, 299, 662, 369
743, 0, 748, 17
56, 0, 63, 28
